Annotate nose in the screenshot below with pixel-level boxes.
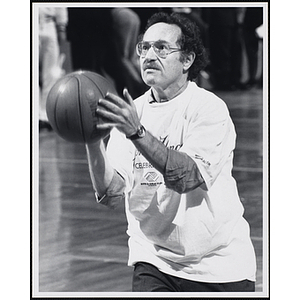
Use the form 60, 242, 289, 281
143, 45, 158, 60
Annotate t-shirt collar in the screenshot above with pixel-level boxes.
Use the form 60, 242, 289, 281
148, 83, 190, 104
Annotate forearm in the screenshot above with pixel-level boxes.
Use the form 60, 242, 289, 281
132, 130, 167, 174
85, 140, 115, 197
86, 140, 126, 209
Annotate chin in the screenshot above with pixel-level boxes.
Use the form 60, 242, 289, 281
143, 75, 158, 86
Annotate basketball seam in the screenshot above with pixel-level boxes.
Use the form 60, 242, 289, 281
81, 72, 112, 91
81, 73, 106, 100
81, 73, 109, 141
75, 75, 86, 143
53, 76, 73, 135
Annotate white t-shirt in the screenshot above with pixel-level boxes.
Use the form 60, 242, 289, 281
107, 82, 256, 283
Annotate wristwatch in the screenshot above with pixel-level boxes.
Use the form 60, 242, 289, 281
127, 125, 146, 140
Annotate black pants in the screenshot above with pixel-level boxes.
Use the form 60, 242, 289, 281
132, 262, 255, 292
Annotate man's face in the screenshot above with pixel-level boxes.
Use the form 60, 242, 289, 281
140, 22, 187, 92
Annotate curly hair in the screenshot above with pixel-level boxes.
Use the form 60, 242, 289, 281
143, 12, 208, 81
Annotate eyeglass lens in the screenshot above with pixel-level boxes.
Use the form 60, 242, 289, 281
137, 41, 179, 58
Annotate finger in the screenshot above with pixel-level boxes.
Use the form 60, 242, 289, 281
123, 88, 134, 106
98, 98, 121, 114
96, 123, 114, 130
96, 107, 121, 123
104, 92, 125, 108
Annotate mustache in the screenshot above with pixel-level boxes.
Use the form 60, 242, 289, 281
143, 62, 161, 71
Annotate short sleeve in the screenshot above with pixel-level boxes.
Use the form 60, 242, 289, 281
95, 169, 126, 209
180, 100, 236, 190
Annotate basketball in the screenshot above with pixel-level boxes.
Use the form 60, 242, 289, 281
46, 70, 116, 143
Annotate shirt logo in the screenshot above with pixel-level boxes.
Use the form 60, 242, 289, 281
144, 172, 159, 182
141, 172, 163, 187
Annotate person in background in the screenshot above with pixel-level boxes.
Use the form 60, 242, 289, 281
111, 8, 147, 98
39, 7, 68, 130
243, 7, 263, 89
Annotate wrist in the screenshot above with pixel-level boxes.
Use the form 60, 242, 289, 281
85, 139, 105, 153
126, 125, 146, 140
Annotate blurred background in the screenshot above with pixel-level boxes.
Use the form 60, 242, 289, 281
36, 5, 267, 296
38, 6, 264, 128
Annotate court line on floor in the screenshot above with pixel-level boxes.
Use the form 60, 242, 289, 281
40, 157, 88, 164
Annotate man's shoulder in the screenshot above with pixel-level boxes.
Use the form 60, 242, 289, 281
187, 82, 230, 119
189, 82, 226, 107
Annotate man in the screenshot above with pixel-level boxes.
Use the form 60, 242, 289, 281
86, 12, 256, 292
39, 7, 68, 130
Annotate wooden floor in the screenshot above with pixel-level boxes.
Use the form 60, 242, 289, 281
36, 86, 266, 295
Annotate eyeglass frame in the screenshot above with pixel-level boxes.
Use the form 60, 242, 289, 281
136, 40, 182, 59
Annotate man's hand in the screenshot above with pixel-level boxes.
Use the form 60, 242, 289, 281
96, 88, 141, 137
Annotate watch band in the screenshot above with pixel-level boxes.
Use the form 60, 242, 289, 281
126, 125, 146, 140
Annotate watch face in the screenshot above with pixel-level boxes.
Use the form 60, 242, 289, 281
127, 125, 146, 140
138, 126, 146, 138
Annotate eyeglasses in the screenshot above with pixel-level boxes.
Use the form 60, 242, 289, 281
136, 41, 182, 59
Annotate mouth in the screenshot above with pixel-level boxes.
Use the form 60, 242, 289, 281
144, 68, 158, 72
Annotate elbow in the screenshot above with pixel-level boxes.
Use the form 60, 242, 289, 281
165, 178, 186, 194
165, 177, 206, 194
164, 149, 207, 193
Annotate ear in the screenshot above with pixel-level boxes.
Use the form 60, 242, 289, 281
182, 52, 196, 71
